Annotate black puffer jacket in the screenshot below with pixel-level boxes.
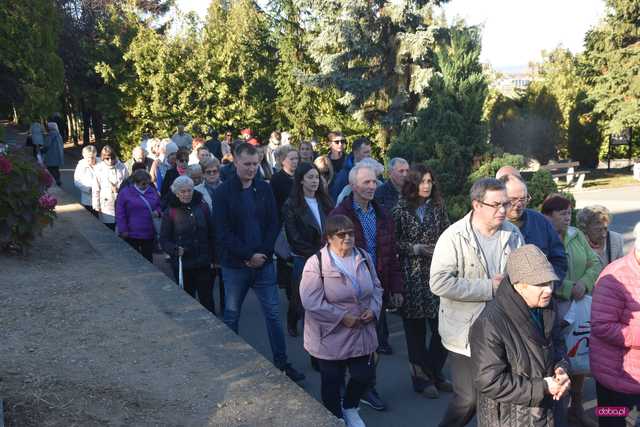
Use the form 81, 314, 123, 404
160, 191, 214, 270
470, 278, 568, 427
282, 197, 333, 258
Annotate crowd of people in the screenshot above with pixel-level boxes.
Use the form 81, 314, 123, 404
65, 124, 640, 427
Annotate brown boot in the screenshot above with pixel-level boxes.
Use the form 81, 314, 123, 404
568, 391, 597, 427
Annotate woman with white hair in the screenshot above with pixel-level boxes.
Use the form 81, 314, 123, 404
591, 222, 640, 427
74, 145, 99, 216
160, 175, 216, 314
42, 122, 64, 185
92, 145, 129, 231
577, 205, 625, 268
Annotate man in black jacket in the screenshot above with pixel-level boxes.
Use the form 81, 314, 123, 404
470, 244, 571, 427
214, 143, 304, 383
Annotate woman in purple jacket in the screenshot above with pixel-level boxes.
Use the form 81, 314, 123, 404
300, 214, 383, 427
115, 170, 161, 262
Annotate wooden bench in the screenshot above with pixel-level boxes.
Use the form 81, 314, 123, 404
540, 161, 590, 190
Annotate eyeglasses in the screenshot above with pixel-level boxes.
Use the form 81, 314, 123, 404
177, 158, 188, 163
333, 230, 354, 239
478, 200, 512, 211
509, 195, 532, 206
204, 169, 219, 175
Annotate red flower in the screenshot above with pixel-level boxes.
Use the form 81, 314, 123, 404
0, 155, 11, 174
38, 193, 57, 210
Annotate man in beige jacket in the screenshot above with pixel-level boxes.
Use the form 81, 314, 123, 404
430, 178, 524, 427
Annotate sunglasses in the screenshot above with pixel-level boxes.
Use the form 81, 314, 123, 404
177, 158, 188, 163
333, 230, 354, 239
332, 140, 346, 144
204, 169, 219, 175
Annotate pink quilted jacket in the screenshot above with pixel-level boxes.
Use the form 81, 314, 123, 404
590, 251, 640, 394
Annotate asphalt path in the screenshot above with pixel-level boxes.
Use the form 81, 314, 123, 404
53, 145, 640, 426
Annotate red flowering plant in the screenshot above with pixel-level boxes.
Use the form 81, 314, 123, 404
0, 147, 57, 253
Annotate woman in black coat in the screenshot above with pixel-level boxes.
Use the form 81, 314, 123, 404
282, 162, 334, 336
160, 175, 216, 314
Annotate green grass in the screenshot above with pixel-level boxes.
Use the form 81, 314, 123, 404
579, 167, 639, 189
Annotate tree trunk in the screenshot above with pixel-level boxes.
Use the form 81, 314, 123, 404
92, 110, 103, 143
82, 108, 91, 146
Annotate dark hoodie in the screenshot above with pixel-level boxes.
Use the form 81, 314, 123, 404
159, 190, 215, 270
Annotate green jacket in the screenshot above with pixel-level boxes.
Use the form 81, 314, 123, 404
557, 226, 602, 300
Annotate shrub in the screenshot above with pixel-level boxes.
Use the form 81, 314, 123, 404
468, 153, 526, 183
527, 169, 558, 210
0, 148, 57, 253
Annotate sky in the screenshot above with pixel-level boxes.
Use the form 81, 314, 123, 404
176, 0, 607, 72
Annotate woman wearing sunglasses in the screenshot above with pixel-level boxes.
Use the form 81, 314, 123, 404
300, 214, 383, 427
92, 145, 129, 231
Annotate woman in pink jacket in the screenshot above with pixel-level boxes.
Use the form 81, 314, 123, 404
300, 214, 383, 427
591, 222, 640, 427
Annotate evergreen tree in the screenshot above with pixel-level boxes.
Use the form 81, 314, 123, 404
296, 0, 447, 150
0, 0, 64, 121
582, 0, 640, 135
389, 24, 488, 211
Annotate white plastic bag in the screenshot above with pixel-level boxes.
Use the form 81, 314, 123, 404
564, 295, 592, 375
178, 255, 184, 289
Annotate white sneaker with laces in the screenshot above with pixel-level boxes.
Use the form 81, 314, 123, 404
342, 407, 366, 427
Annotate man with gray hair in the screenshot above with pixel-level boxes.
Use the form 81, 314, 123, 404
375, 157, 409, 214
430, 177, 524, 426
331, 162, 404, 411
125, 146, 153, 175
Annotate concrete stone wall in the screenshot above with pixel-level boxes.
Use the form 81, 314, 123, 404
0, 186, 339, 426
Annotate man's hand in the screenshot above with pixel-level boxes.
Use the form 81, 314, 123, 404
492, 274, 504, 292
360, 309, 375, 324
572, 281, 586, 300
390, 293, 404, 308
245, 253, 268, 268
342, 314, 361, 328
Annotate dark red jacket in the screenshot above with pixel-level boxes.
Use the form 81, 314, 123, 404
330, 195, 404, 296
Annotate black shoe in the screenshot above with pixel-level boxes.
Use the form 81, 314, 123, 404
377, 343, 393, 355
360, 388, 387, 411
434, 378, 453, 393
281, 364, 305, 382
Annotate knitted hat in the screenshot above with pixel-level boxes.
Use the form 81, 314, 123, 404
506, 244, 558, 286
240, 128, 253, 137
247, 137, 260, 146
165, 141, 179, 157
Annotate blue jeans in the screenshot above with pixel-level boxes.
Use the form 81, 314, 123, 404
222, 261, 288, 368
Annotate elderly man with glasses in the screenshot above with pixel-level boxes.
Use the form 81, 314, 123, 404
498, 173, 567, 286
430, 177, 524, 427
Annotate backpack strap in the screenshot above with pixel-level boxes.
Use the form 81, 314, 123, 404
606, 231, 612, 264
315, 250, 324, 283
356, 247, 375, 277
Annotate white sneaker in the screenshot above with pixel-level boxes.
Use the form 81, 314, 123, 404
342, 407, 366, 427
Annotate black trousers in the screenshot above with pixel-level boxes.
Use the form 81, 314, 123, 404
47, 166, 61, 185
439, 352, 476, 427
376, 304, 390, 347
125, 237, 154, 262
317, 355, 375, 419
82, 205, 99, 218
403, 316, 448, 380
172, 265, 215, 315
596, 381, 640, 427
104, 223, 116, 231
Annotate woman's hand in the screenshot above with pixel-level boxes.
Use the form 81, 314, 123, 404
360, 309, 375, 324
572, 281, 586, 300
341, 314, 361, 328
